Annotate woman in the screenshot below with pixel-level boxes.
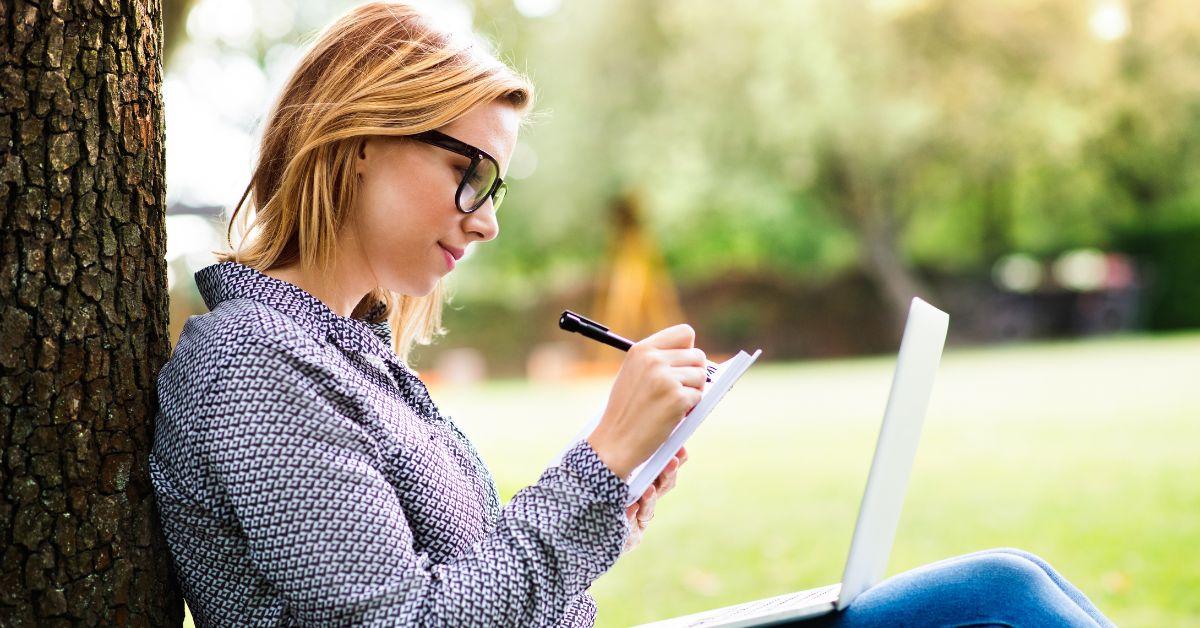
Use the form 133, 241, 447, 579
149, 3, 1114, 627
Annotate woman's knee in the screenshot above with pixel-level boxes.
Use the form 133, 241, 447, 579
958, 551, 1049, 591
945, 553, 1100, 625
975, 546, 1046, 564
835, 551, 1088, 627
969, 547, 1058, 578
875, 551, 1053, 612
868, 552, 1054, 607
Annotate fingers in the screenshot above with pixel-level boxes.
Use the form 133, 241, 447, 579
639, 324, 696, 350
662, 455, 680, 475
637, 483, 656, 505
623, 443, 691, 548
661, 348, 707, 367
622, 523, 644, 554
651, 450, 687, 498
636, 485, 656, 525
662, 350, 707, 391
673, 365, 708, 391
654, 457, 679, 494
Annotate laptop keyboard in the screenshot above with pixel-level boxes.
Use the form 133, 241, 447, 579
685, 584, 840, 626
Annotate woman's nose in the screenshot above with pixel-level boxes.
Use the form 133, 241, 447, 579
462, 201, 499, 242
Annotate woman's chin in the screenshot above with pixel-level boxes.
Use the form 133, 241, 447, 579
385, 279, 438, 298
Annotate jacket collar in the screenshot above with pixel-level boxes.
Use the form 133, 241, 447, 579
194, 261, 396, 361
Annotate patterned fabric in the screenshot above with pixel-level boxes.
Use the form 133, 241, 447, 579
149, 261, 631, 627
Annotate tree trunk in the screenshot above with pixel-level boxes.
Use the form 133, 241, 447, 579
857, 213, 933, 330
825, 152, 935, 331
0, 0, 181, 625
979, 164, 1013, 265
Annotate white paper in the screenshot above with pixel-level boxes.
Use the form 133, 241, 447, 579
549, 349, 762, 507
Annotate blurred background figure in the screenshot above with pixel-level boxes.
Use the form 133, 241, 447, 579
162, 1, 1199, 625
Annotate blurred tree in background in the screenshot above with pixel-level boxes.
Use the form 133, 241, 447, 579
468, 0, 1200, 321
162, 0, 1200, 370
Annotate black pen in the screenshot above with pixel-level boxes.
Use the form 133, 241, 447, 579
558, 310, 717, 382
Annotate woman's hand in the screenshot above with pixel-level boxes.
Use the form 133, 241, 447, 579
622, 447, 688, 554
587, 324, 706, 479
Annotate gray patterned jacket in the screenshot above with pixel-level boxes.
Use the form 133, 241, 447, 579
149, 261, 631, 626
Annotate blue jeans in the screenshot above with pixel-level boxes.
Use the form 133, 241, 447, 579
786, 548, 1115, 628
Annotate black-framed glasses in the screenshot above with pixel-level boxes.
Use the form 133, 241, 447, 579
409, 130, 507, 213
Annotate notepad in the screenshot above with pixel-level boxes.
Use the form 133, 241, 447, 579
549, 349, 762, 507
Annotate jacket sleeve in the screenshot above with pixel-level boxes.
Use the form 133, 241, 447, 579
558, 591, 600, 627
192, 337, 630, 627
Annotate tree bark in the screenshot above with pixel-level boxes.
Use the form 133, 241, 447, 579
0, 0, 181, 625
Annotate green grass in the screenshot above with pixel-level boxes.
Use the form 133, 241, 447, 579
436, 332, 1200, 627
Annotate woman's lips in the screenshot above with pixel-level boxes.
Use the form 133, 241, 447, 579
439, 245, 456, 271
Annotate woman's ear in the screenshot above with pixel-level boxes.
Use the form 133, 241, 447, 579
355, 138, 368, 178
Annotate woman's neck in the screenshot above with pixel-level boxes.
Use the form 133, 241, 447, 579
263, 261, 371, 319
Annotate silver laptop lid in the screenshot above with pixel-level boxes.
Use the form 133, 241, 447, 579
836, 297, 949, 610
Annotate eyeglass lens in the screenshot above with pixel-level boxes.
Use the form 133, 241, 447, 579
459, 157, 502, 212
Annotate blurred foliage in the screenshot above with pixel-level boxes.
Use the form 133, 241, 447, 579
166, 0, 1200, 329
1117, 222, 1200, 329
461, 0, 1200, 315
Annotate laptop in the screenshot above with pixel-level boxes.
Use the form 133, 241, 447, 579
636, 297, 950, 628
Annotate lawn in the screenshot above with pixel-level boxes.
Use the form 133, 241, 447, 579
436, 332, 1200, 627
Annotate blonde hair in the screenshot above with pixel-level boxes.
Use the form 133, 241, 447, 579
217, 1, 534, 362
